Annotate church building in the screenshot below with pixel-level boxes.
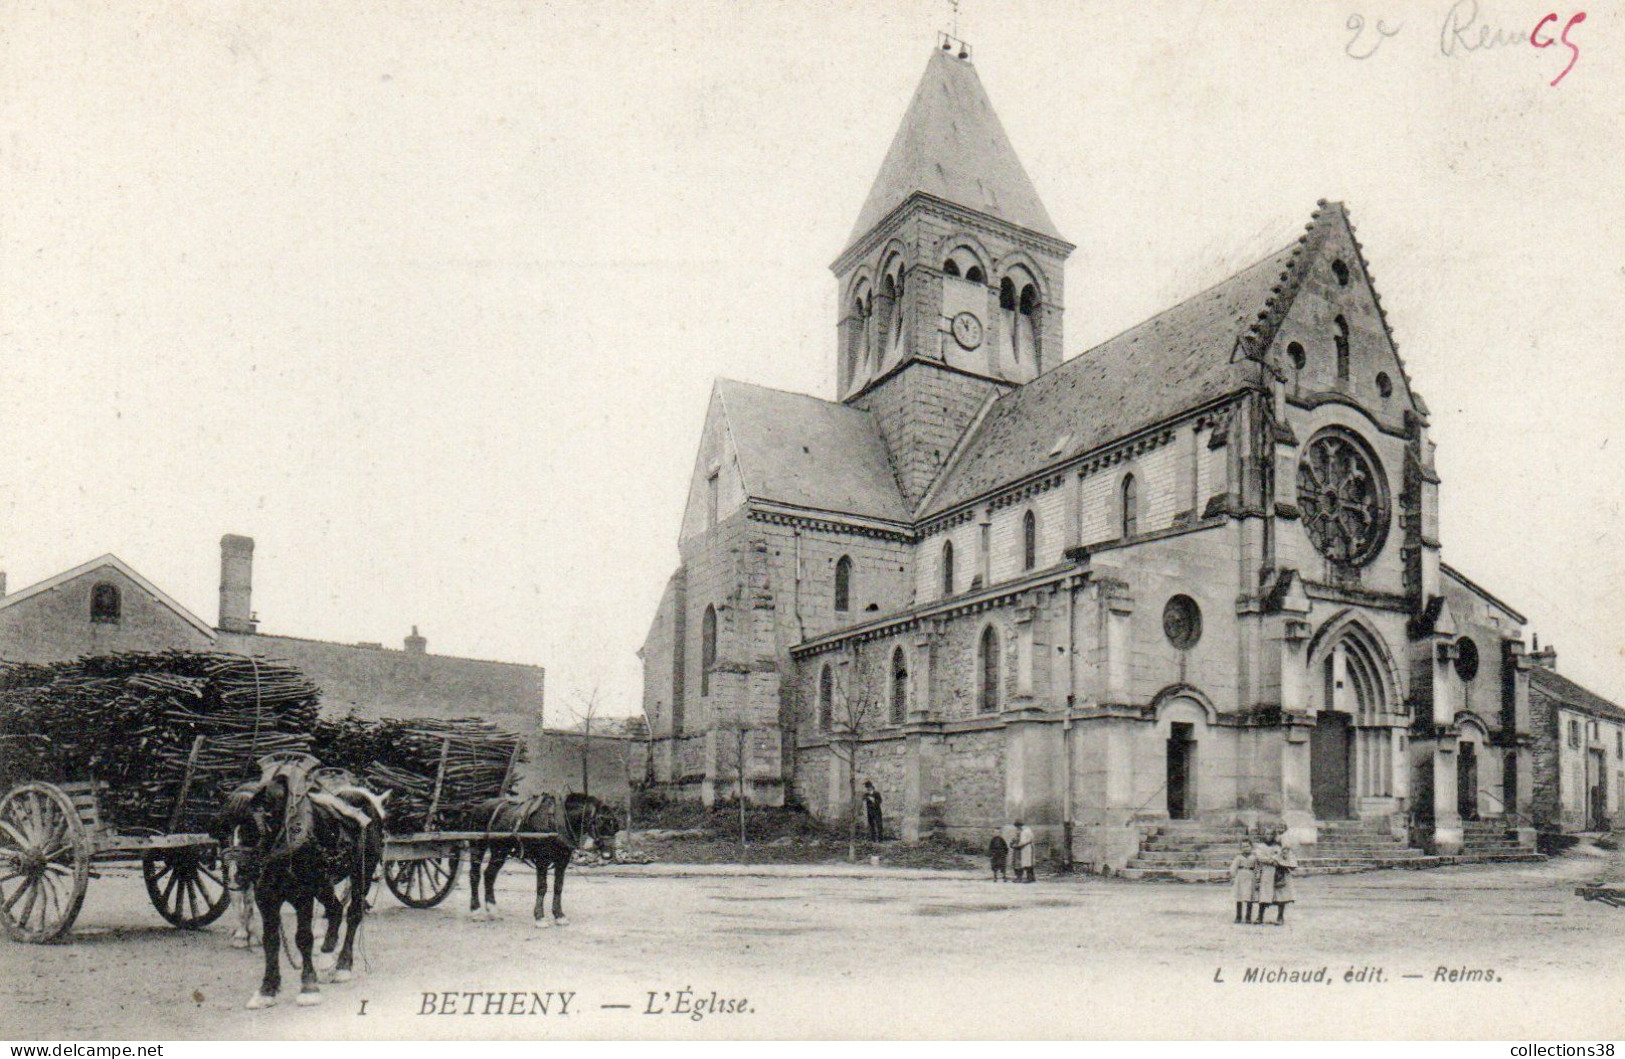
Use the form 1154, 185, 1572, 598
639, 42, 1600, 870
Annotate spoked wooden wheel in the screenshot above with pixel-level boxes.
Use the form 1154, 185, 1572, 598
143, 845, 230, 929
384, 853, 459, 908
0, 782, 91, 943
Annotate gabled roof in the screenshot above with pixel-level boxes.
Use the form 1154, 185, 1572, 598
848, 49, 1062, 245
716, 379, 910, 524
1441, 562, 1527, 625
0, 554, 217, 639
919, 238, 1295, 517
1530, 666, 1625, 724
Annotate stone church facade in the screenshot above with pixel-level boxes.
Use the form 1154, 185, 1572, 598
640, 45, 1602, 867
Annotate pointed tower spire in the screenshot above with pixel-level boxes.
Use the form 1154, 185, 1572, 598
848, 48, 1061, 245
831, 46, 1073, 510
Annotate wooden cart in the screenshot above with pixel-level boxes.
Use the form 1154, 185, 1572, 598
375, 734, 559, 910
0, 736, 229, 943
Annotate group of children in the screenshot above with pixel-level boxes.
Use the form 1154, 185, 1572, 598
987, 821, 1036, 883
1229, 829, 1298, 925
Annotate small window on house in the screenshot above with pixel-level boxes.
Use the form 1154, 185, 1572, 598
1376, 372, 1393, 398
1019, 284, 1038, 316
1022, 509, 1038, 571
834, 555, 853, 613
1121, 474, 1139, 538
965, 265, 985, 284
1334, 316, 1350, 382
890, 648, 908, 724
1454, 637, 1480, 682
818, 664, 833, 731
977, 626, 1000, 713
706, 471, 719, 530
942, 259, 961, 278
941, 540, 955, 597
1617, 730, 1622, 757
90, 582, 121, 624
701, 605, 717, 697
1332, 259, 1351, 286
999, 278, 1016, 311
1287, 341, 1306, 370
1569, 719, 1580, 750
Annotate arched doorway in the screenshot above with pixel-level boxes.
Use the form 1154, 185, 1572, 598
1154, 691, 1213, 821
1312, 621, 1399, 821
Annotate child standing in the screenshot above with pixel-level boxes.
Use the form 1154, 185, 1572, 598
1229, 838, 1257, 923
988, 832, 1010, 882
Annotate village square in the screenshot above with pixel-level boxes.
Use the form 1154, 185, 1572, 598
3, 2, 1623, 1043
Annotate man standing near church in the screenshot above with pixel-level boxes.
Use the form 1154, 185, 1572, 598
1013, 820, 1036, 883
863, 780, 884, 842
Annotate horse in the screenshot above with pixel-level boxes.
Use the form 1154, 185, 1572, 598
454, 791, 607, 927
213, 756, 386, 1010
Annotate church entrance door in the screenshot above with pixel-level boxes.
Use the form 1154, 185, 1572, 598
1457, 741, 1479, 821
1311, 711, 1352, 820
1166, 723, 1195, 820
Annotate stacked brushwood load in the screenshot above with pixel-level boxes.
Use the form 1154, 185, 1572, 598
312, 714, 524, 834
0, 651, 321, 833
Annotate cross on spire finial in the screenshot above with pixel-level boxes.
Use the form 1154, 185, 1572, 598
937, 0, 971, 59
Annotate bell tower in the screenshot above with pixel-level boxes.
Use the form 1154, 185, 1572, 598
834, 39, 1074, 507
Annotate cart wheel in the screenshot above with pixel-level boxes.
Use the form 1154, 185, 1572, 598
384, 853, 460, 908
0, 782, 90, 943
144, 845, 230, 929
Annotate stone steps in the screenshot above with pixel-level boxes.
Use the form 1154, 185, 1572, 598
1117, 850, 1545, 883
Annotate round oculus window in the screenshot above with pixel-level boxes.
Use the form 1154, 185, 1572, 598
1297, 429, 1390, 566
1163, 594, 1202, 650
1455, 637, 1480, 682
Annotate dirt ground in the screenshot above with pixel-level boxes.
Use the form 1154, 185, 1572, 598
2, 845, 1622, 1040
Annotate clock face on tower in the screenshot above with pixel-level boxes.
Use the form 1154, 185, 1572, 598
951, 311, 984, 350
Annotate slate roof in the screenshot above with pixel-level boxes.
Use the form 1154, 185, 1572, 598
1529, 666, 1625, 724
716, 379, 910, 524
849, 49, 1062, 245
919, 240, 1296, 517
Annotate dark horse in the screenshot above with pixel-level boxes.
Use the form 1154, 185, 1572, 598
456, 792, 609, 927
214, 756, 386, 1009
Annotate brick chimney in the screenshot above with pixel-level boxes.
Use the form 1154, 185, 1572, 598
218, 534, 257, 634
404, 625, 427, 655
1529, 633, 1557, 671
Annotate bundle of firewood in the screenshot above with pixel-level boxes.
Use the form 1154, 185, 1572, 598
312, 714, 523, 833
0, 652, 321, 832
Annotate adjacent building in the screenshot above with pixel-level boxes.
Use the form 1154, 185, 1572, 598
0, 535, 629, 800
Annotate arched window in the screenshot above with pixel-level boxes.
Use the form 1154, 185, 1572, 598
978, 626, 1000, 713
90, 582, 121, 623
1334, 315, 1350, 381
1287, 341, 1306, 370
941, 540, 955, 597
818, 664, 833, 731
1121, 474, 1139, 538
834, 555, 853, 613
999, 277, 1016, 311
1022, 509, 1038, 570
890, 648, 908, 724
1332, 259, 1351, 286
944, 247, 984, 284
701, 605, 717, 697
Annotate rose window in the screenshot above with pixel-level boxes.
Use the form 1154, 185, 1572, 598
1297, 430, 1388, 566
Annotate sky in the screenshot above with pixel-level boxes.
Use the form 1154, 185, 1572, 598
2, 0, 1622, 716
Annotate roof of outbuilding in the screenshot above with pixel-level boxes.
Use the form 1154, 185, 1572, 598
919, 240, 1295, 516
848, 49, 1063, 245
716, 379, 910, 525
1529, 666, 1625, 724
